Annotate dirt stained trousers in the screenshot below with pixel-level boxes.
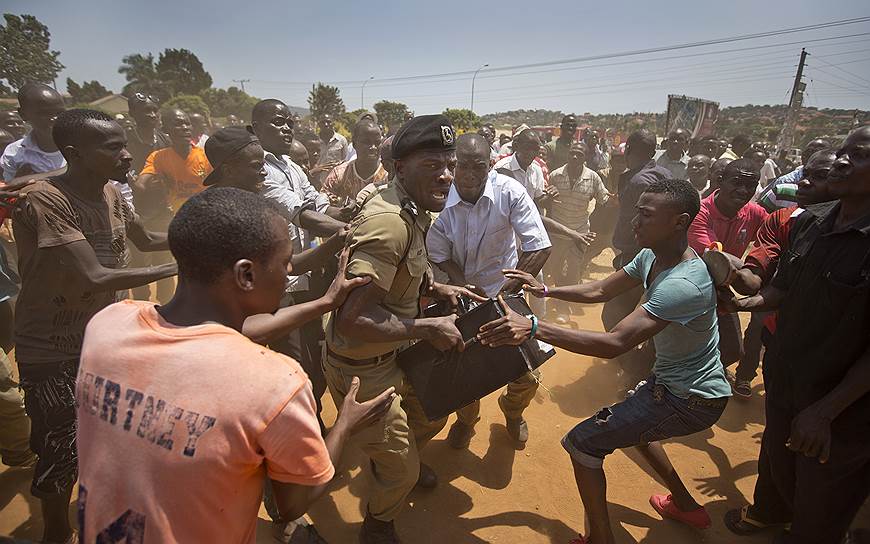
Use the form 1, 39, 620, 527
324, 350, 446, 522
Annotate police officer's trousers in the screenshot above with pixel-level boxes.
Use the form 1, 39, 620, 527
456, 369, 540, 425
324, 351, 447, 522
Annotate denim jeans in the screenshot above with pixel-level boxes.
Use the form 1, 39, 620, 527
562, 375, 727, 468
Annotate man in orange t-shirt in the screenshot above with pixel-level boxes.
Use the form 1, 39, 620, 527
132, 108, 211, 302
136, 108, 212, 213
76, 188, 394, 543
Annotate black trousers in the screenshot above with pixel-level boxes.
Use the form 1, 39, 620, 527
748, 393, 870, 543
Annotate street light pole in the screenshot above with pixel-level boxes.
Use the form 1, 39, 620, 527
361, 76, 374, 109
470, 63, 489, 112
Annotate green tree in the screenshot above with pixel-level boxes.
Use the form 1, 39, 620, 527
118, 53, 162, 99
373, 100, 410, 131
155, 48, 212, 96
119, 48, 212, 100
443, 108, 481, 131
0, 14, 64, 94
339, 108, 368, 139
308, 83, 345, 121
162, 94, 210, 117
200, 86, 258, 120
66, 78, 111, 103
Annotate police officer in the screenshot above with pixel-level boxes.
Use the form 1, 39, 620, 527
324, 115, 484, 544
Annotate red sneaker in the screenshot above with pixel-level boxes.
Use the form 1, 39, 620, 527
649, 494, 711, 529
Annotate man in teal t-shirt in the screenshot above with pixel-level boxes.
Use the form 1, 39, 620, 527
479, 178, 730, 544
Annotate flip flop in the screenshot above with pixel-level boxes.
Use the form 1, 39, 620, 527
724, 505, 788, 536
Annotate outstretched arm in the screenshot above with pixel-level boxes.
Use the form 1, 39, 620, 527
48, 240, 176, 292
477, 295, 667, 359
502, 267, 641, 304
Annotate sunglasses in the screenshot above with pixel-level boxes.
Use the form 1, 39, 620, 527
132, 92, 159, 105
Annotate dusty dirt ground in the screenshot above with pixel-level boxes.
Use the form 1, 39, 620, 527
1, 248, 867, 543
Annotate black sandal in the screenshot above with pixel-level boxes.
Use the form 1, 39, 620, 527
724, 505, 788, 536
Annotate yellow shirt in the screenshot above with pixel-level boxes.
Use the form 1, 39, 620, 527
326, 182, 431, 359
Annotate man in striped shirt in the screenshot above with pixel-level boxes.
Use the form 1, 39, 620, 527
756, 138, 828, 211
544, 142, 612, 322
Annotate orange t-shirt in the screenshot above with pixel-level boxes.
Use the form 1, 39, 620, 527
140, 146, 212, 211
76, 300, 333, 544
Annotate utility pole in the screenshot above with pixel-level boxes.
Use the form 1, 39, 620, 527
233, 79, 250, 93
776, 48, 807, 157
471, 63, 489, 112
361, 76, 374, 109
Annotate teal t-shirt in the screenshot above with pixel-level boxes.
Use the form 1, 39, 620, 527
623, 248, 732, 399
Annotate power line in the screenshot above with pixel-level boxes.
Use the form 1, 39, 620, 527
247, 22, 870, 90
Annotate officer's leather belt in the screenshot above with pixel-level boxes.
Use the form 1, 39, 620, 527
327, 347, 397, 366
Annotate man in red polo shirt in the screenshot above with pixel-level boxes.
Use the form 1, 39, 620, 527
688, 158, 768, 396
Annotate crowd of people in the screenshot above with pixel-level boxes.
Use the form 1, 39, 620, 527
0, 81, 867, 544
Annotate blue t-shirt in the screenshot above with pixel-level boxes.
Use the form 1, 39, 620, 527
623, 248, 731, 399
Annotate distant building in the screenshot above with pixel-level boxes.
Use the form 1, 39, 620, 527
88, 94, 129, 114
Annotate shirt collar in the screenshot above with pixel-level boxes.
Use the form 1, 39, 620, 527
446, 171, 495, 208
816, 202, 870, 235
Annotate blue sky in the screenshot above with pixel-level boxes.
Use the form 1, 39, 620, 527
5, 0, 870, 115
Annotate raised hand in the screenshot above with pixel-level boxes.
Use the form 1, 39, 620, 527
338, 377, 396, 434
325, 247, 371, 307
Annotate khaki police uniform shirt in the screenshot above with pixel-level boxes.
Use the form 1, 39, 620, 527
326, 182, 431, 359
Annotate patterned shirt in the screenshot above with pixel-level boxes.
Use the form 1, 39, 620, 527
547, 164, 609, 236
321, 159, 389, 205
12, 179, 135, 364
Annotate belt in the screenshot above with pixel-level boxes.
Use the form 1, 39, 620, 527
688, 395, 729, 409
326, 347, 397, 366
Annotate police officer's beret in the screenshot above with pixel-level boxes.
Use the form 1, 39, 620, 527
391, 114, 456, 160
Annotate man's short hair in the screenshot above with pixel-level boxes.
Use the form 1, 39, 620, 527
352, 118, 380, 142
52, 109, 115, 154
252, 99, 286, 123
513, 129, 540, 147
169, 188, 287, 284
723, 158, 760, 182
643, 178, 701, 223
627, 129, 657, 156
731, 134, 751, 148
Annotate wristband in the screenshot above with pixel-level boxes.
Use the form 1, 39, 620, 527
529, 315, 539, 340
541, 284, 549, 297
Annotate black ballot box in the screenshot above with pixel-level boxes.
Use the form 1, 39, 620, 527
398, 295, 555, 421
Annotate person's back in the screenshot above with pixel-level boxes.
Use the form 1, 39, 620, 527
76, 299, 332, 543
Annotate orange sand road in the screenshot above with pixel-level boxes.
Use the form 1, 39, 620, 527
1, 249, 867, 543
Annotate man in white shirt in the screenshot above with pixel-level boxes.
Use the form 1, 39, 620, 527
251, 100, 349, 400
428, 133, 552, 450
0, 83, 66, 181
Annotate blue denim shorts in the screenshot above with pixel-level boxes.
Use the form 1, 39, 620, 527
562, 375, 727, 468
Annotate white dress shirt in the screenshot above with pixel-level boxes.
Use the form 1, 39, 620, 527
427, 171, 551, 297
492, 154, 546, 200
0, 132, 66, 181
262, 151, 331, 291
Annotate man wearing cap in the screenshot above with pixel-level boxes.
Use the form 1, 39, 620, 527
324, 115, 484, 544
